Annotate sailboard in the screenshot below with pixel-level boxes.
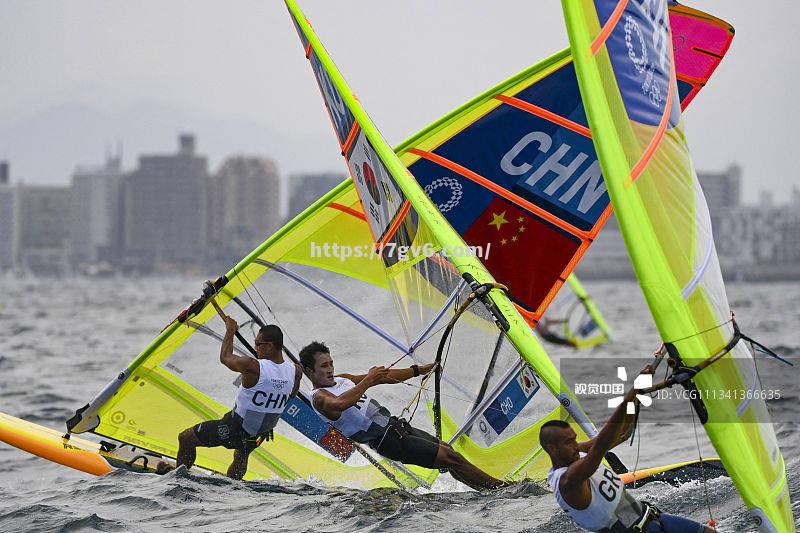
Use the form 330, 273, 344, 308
0, 411, 183, 476
562, 1, 794, 531
538, 274, 613, 349
4, 409, 712, 489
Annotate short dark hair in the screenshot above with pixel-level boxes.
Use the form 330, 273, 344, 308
541, 420, 570, 430
257, 325, 283, 350
539, 419, 571, 448
299, 341, 329, 371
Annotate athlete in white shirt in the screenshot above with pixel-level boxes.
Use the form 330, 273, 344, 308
176, 310, 301, 479
540, 367, 714, 533
300, 341, 509, 491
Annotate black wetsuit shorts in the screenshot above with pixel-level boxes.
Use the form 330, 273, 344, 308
192, 411, 262, 453
374, 417, 440, 469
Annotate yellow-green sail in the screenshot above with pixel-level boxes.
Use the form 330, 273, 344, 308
63, 0, 747, 492
66, 1, 598, 489
67, 179, 437, 488
539, 274, 613, 349
284, 0, 596, 483
562, 1, 793, 530
65, 0, 744, 490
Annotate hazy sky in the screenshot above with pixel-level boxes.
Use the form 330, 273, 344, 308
1, 1, 798, 202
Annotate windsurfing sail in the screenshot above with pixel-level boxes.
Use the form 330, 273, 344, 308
562, 1, 793, 531
63, 0, 599, 489
281, 0, 732, 482
289, 2, 729, 354
538, 274, 613, 349
387, 2, 732, 332
286, 1, 732, 474
61, 0, 735, 489
283, 0, 599, 482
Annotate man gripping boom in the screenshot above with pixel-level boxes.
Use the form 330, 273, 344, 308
176, 301, 301, 479
539, 366, 714, 533
300, 340, 510, 491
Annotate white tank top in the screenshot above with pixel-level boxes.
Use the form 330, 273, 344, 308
311, 377, 391, 444
233, 358, 296, 436
548, 454, 642, 532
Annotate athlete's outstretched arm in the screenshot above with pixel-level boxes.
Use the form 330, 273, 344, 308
344, 363, 435, 385
577, 365, 653, 454
384, 363, 435, 383
577, 417, 636, 454
564, 387, 638, 486
314, 367, 390, 418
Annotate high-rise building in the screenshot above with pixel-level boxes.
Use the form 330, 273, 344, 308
288, 172, 344, 220
777, 207, 800, 265
208, 156, 282, 262
16, 184, 71, 275
69, 154, 123, 267
0, 162, 17, 271
715, 205, 800, 266
697, 164, 741, 216
122, 134, 208, 270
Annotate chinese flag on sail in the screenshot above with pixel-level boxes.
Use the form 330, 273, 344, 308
463, 197, 581, 315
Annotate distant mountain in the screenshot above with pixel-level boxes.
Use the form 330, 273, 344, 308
0, 99, 340, 185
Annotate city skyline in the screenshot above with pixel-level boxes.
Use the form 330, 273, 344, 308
1, 1, 798, 203
3, 134, 797, 279
0, 132, 348, 275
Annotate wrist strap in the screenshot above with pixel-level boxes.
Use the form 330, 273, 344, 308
411, 364, 419, 377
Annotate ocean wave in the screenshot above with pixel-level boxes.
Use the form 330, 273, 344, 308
161, 485, 204, 504
0, 504, 75, 532
101, 496, 170, 513
0, 356, 14, 371
60, 513, 127, 532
